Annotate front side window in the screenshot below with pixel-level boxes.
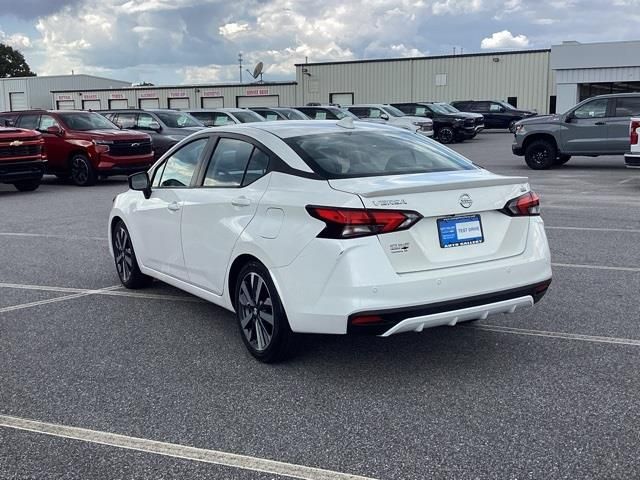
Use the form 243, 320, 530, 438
489, 103, 504, 112
369, 108, 382, 118
156, 138, 208, 187
381, 106, 404, 117
573, 99, 609, 119
347, 107, 368, 118
39, 115, 60, 130
154, 111, 202, 128
213, 114, 231, 126
470, 102, 489, 112
58, 112, 117, 130
614, 97, 640, 117
203, 138, 254, 187
286, 130, 476, 179
136, 113, 156, 129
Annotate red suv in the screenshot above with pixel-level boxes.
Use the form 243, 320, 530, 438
0, 110, 154, 186
0, 126, 46, 191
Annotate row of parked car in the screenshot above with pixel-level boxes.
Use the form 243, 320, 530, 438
0, 100, 492, 191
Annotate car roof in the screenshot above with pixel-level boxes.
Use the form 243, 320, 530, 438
589, 92, 640, 98
207, 119, 401, 139
188, 108, 254, 113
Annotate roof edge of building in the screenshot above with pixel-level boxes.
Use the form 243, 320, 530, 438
50, 80, 298, 93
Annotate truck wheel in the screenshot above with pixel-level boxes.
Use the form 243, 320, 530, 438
524, 139, 557, 170
437, 127, 455, 144
70, 153, 97, 186
554, 155, 571, 166
509, 120, 518, 133
13, 179, 41, 192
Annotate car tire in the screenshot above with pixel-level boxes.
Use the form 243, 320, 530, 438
112, 220, 152, 289
554, 154, 571, 166
524, 139, 557, 170
437, 127, 456, 144
70, 153, 97, 186
235, 261, 293, 363
508, 120, 518, 133
13, 179, 41, 192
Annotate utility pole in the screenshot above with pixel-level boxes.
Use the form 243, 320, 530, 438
238, 53, 243, 83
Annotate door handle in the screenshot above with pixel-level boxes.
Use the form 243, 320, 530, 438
231, 196, 251, 207
167, 201, 180, 212
595, 122, 606, 125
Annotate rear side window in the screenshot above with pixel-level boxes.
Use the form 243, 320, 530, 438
16, 114, 40, 129
614, 97, 640, 117
155, 138, 208, 187
242, 149, 270, 186
115, 113, 136, 128
286, 130, 476, 179
203, 138, 254, 187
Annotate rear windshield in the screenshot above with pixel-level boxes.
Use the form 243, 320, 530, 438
234, 111, 265, 123
155, 111, 203, 128
285, 130, 476, 178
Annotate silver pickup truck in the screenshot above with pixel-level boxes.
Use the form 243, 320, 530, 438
512, 93, 640, 169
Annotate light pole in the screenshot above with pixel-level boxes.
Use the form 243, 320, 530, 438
238, 53, 243, 83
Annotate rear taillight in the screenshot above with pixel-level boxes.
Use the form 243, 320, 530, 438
502, 191, 540, 216
630, 119, 640, 145
306, 206, 422, 239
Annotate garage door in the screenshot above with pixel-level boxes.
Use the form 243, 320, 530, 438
9, 92, 27, 111
201, 97, 224, 108
139, 98, 160, 109
82, 100, 101, 110
57, 100, 76, 110
329, 93, 354, 106
109, 99, 129, 109
237, 95, 279, 108
168, 98, 190, 110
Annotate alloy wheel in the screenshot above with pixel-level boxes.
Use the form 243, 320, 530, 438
113, 225, 134, 283
438, 127, 455, 144
238, 272, 275, 352
531, 147, 550, 167
71, 157, 89, 185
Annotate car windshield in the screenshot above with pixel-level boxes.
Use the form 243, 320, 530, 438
233, 111, 265, 123
280, 109, 309, 120
498, 101, 516, 110
154, 111, 203, 128
382, 106, 405, 117
440, 103, 461, 113
285, 129, 476, 179
58, 112, 118, 131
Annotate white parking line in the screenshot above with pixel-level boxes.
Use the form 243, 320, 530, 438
0, 415, 376, 480
551, 262, 640, 273
0, 232, 106, 241
0, 286, 122, 314
467, 324, 640, 347
546, 226, 640, 234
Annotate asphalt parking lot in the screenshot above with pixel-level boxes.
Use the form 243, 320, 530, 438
1, 132, 639, 480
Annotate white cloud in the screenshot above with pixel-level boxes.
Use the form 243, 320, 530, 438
219, 22, 249, 37
0, 30, 32, 49
481, 30, 530, 49
432, 0, 484, 15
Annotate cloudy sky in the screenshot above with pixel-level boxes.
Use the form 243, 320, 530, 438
1, 0, 639, 85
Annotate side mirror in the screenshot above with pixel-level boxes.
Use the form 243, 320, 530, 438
148, 121, 162, 132
380, 113, 390, 121
565, 113, 574, 123
129, 172, 151, 199
46, 125, 63, 136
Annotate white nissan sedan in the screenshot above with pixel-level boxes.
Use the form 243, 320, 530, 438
109, 119, 552, 362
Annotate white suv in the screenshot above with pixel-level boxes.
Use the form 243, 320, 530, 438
346, 104, 433, 136
625, 117, 640, 168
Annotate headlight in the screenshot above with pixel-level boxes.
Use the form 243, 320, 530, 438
92, 139, 112, 153
93, 139, 113, 145
515, 124, 525, 134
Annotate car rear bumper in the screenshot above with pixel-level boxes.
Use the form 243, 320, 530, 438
0, 159, 46, 183
624, 152, 640, 168
272, 218, 552, 335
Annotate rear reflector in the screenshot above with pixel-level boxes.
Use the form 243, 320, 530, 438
502, 191, 540, 217
351, 315, 384, 326
306, 206, 422, 239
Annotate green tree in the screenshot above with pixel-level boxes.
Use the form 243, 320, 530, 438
0, 43, 36, 78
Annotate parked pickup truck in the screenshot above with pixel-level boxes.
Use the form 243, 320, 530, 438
513, 93, 640, 169
624, 117, 640, 168
0, 126, 46, 191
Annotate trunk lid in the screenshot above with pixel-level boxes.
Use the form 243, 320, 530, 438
329, 170, 532, 273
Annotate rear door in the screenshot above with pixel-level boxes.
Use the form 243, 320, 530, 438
564, 98, 611, 154
180, 136, 271, 294
608, 96, 640, 153
38, 114, 69, 170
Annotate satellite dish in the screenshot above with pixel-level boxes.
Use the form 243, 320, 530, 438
253, 62, 264, 79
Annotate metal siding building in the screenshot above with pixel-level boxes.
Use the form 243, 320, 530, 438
0, 74, 131, 111
50, 82, 298, 111
551, 40, 640, 113
295, 50, 555, 114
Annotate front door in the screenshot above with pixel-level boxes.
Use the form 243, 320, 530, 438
180, 136, 271, 295
130, 137, 209, 279
38, 114, 70, 172
563, 98, 611, 154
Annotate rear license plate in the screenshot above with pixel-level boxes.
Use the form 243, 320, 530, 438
437, 215, 484, 248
